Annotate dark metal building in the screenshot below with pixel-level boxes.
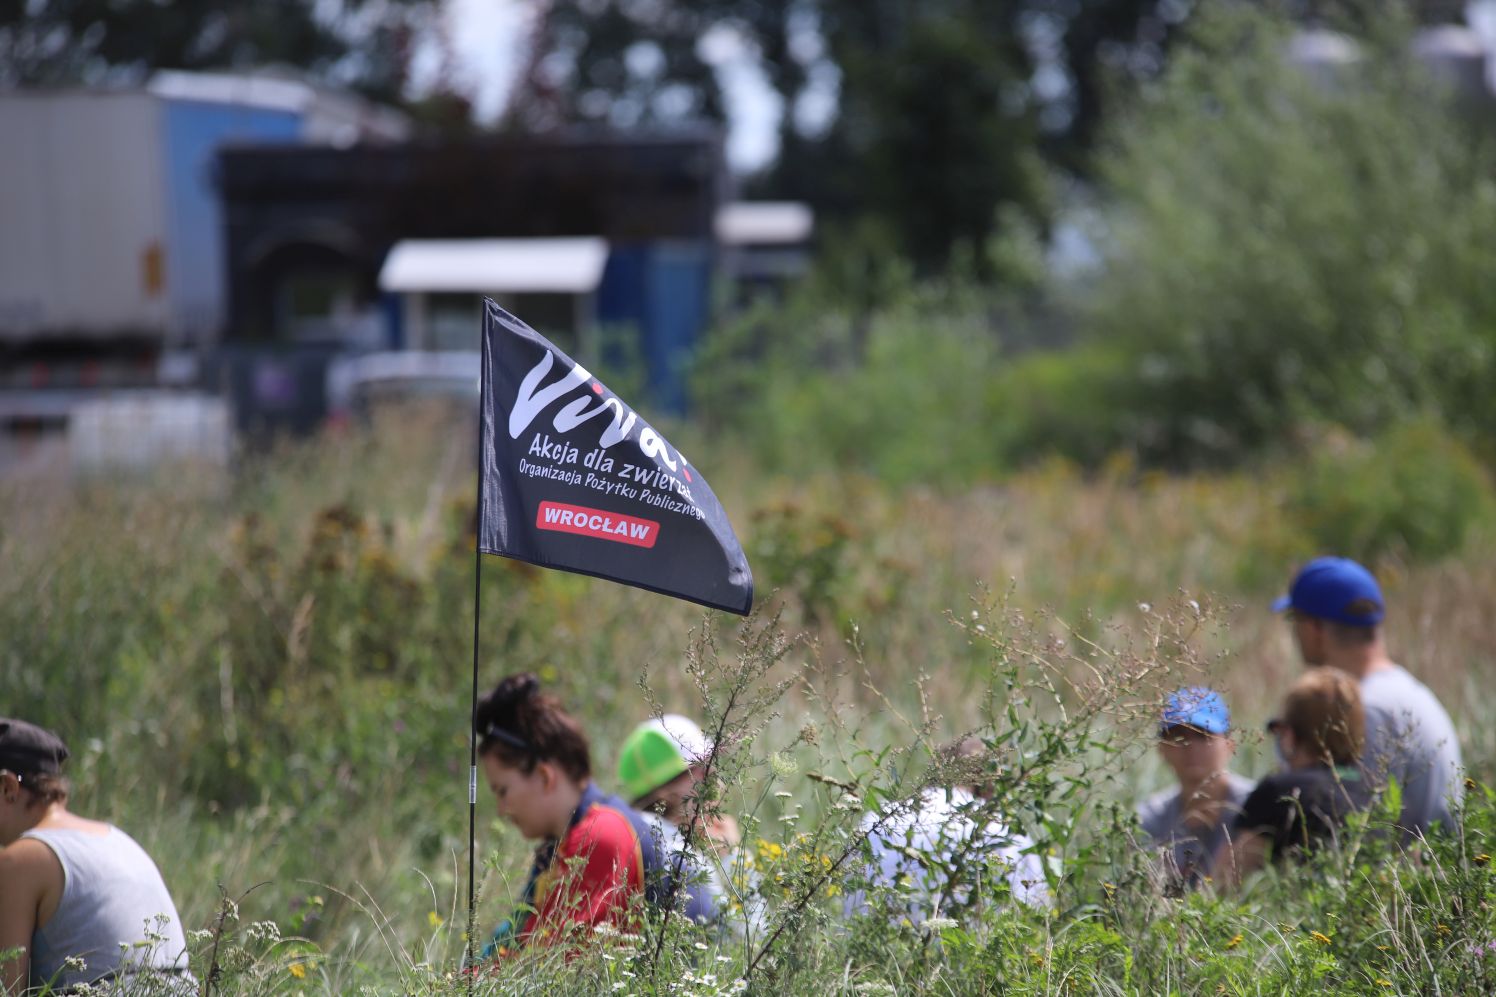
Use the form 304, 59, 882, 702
217, 129, 727, 422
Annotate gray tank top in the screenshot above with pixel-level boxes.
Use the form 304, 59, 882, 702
21, 825, 193, 992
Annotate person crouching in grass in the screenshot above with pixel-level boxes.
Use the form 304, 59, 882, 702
475, 674, 717, 960
1211, 667, 1373, 889
616, 714, 741, 856
844, 736, 1051, 924
0, 718, 194, 994
1137, 687, 1255, 890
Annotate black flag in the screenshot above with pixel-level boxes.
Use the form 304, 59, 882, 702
478, 299, 753, 615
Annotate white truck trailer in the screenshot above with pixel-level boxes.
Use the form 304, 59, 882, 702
0, 71, 408, 455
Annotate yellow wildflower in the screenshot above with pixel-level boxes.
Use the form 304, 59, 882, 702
1309, 931, 1332, 946
288, 963, 307, 979
1375, 980, 1393, 988
428, 911, 444, 928
1224, 933, 1244, 951
755, 839, 784, 861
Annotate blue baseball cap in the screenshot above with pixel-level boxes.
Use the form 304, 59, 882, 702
1159, 687, 1231, 737
1272, 556, 1385, 626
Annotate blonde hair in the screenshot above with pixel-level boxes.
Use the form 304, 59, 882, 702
1282, 667, 1365, 766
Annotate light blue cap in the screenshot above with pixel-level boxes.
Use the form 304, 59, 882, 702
1160, 686, 1230, 736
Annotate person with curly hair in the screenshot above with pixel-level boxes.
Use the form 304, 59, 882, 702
475, 674, 716, 958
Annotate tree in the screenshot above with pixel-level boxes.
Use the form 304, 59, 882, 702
814, 1, 1050, 271
505, 0, 725, 131
508, 0, 1210, 273
0, 0, 435, 101
1082, 6, 1496, 464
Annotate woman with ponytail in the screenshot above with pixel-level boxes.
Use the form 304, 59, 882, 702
475, 674, 716, 956
1211, 667, 1374, 889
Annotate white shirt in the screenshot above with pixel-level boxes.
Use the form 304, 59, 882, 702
843, 786, 1050, 922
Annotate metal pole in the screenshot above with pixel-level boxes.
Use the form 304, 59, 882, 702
467, 537, 482, 983
468, 307, 490, 986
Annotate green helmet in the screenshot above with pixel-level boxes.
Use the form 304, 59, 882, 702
616, 715, 709, 804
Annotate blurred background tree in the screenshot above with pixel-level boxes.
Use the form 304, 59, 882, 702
510, 0, 1201, 272
690, 1, 1496, 490
0, 0, 437, 102
1079, 6, 1496, 465
504, 0, 725, 130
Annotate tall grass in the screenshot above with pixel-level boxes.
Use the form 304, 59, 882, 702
4, 407, 1496, 994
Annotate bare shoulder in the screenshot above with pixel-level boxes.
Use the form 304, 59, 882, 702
0, 837, 60, 892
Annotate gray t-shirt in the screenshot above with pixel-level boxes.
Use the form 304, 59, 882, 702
22, 825, 194, 992
1137, 773, 1255, 883
1360, 664, 1463, 834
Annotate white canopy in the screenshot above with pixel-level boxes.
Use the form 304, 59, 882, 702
715, 202, 814, 246
379, 237, 609, 294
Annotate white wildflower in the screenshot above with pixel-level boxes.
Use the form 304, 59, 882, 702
246, 920, 281, 943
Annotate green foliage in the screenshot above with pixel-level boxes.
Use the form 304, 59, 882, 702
515, 0, 1194, 269
0, 0, 433, 99
691, 286, 1008, 487
504, 0, 725, 130
1285, 420, 1496, 565
6, 412, 1496, 993
985, 342, 1137, 469
1078, 6, 1496, 465
820, 1, 1051, 272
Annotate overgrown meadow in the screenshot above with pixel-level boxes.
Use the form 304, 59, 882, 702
7, 399, 1496, 995
10, 7, 1496, 994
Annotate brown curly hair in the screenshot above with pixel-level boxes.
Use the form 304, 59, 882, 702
474, 673, 591, 781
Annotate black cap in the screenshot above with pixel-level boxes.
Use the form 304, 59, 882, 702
0, 718, 70, 777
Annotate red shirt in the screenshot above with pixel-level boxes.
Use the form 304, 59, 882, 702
518, 785, 647, 945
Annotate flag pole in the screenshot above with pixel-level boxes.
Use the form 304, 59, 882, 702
468, 323, 490, 981
467, 530, 482, 977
